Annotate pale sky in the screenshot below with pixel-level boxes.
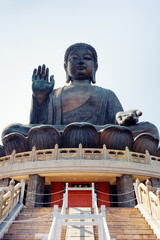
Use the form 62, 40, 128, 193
0, 0, 160, 145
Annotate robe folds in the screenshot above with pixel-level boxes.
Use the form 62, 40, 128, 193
30, 86, 123, 126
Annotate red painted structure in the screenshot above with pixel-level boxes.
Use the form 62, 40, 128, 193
51, 182, 110, 208
51, 182, 63, 207
97, 182, 110, 207
68, 183, 92, 207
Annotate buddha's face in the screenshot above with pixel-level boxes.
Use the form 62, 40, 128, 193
66, 48, 96, 81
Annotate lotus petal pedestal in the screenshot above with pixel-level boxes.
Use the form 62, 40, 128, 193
2, 133, 28, 155
28, 125, 61, 150
100, 125, 133, 150
0, 145, 5, 157
62, 123, 99, 148
133, 133, 159, 155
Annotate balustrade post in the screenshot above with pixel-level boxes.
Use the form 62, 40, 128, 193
54, 144, 59, 160
101, 205, 106, 239
103, 144, 107, 160
66, 183, 68, 208
125, 146, 131, 161
19, 179, 25, 204
135, 179, 141, 204
52, 205, 59, 240
56, 214, 62, 240
156, 188, 160, 219
145, 150, 151, 164
0, 190, 4, 220
31, 146, 36, 162
78, 143, 82, 159
145, 179, 152, 215
10, 149, 16, 164
92, 182, 94, 209
9, 179, 15, 214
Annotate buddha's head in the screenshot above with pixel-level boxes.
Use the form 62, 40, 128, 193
64, 43, 98, 84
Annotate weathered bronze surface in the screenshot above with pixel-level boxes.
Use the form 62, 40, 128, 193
1, 43, 159, 155
133, 133, 159, 155
100, 125, 133, 150
2, 133, 28, 155
62, 123, 99, 148
0, 145, 5, 157
28, 125, 61, 150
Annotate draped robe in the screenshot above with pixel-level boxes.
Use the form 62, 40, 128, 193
30, 85, 123, 126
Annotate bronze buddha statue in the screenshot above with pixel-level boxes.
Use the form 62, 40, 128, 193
1, 43, 159, 156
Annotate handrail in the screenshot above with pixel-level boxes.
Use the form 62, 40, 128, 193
47, 182, 113, 240
0, 179, 25, 224
134, 178, 160, 238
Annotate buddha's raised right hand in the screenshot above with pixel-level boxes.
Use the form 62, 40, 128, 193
32, 64, 55, 105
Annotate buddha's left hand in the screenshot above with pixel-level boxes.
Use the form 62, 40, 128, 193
116, 109, 142, 126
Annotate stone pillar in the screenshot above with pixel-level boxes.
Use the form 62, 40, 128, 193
150, 178, 160, 188
0, 178, 10, 187
26, 174, 45, 207
116, 174, 136, 207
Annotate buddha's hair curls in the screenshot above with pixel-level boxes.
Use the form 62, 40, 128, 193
64, 43, 98, 66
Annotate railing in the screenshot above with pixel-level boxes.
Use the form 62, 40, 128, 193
48, 183, 114, 240
134, 179, 160, 238
0, 144, 159, 167
0, 179, 25, 224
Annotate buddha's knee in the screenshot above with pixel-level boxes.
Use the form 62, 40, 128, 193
1, 124, 31, 156
2, 123, 31, 139
128, 121, 159, 139
129, 122, 159, 155
2, 132, 29, 155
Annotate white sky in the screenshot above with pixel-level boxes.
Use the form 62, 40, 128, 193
0, 0, 160, 145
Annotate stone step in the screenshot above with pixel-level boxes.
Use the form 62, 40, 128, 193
3, 234, 38, 239
16, 216, 53, 221
94, 227, 154, 235
19, 211, 53, 216
106, 217, 146, 224
9, 225, 51, 230
108, 224, 150, 229
106, 212, 142, 216
110, 235, 158, 239
109, 229, 154, 234
107, 219, 148, 224
11, 222, 52, 227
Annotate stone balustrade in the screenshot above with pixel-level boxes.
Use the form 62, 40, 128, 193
139, 179, 160, 220
135, 179, 160, 238
0, 179, 25, 224
0, 144, 160, 167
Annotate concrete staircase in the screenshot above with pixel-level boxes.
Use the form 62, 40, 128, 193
1, 207, 160, 240
104, 207, 159, 240
1, 207, 66, 240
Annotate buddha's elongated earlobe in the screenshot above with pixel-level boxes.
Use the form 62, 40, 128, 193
66, 72, 72, 83
91, 71, 96, 84
64, 63, 72, 84
91, 64, 98, 84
